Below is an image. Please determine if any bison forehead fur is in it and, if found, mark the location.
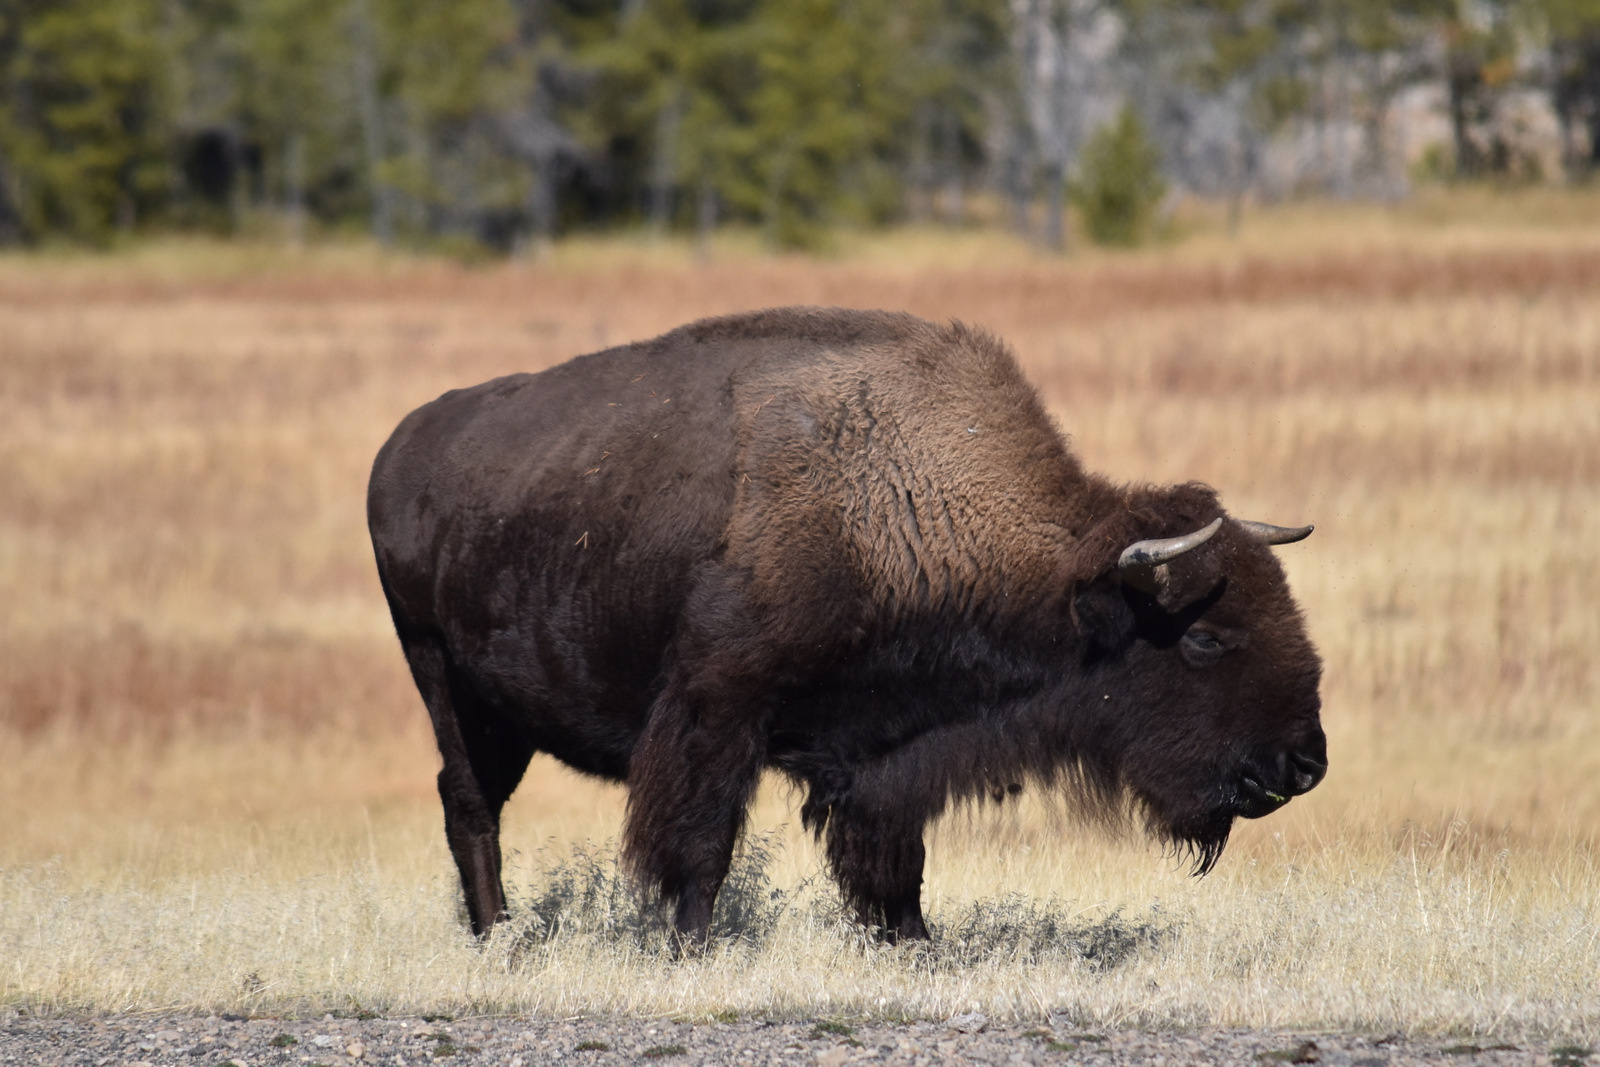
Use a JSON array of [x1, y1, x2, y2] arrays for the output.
[[367, 306, 1327, 945]]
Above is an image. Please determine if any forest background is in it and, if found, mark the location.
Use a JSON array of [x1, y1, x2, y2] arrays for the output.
[[5, 0, 1600, 252]]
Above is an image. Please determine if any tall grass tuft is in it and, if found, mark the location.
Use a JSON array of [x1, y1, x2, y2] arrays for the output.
[[504, 833, 1174, 973], [510, 833, 802, 952]]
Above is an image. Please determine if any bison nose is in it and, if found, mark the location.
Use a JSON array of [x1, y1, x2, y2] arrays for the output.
[[1288, 751, 1327, 794], [1280, 727, 1327, 795]]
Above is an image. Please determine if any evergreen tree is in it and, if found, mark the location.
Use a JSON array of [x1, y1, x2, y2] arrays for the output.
[[737, 0, 910, 246], [237, 0, 350, 237], [900, 0, 1010, 224], [1439, 0, 1520, 179], [0, 0, 169, 243], [378, 0, 523, 241], [1539, 0, 1600, 179], [1069, 105, 1167, 245]]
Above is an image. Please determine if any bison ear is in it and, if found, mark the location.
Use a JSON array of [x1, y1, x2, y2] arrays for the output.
[[1071, 574, 1134, 661]]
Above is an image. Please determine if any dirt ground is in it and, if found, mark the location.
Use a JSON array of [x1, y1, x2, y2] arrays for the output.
[[0, 1012, 1582, 1067]]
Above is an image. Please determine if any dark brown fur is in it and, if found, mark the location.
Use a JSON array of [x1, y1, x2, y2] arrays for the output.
[[366, 307, 1326, 944]]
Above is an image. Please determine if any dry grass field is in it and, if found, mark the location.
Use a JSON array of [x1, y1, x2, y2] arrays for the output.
[[2, 190, 1598, 1038]]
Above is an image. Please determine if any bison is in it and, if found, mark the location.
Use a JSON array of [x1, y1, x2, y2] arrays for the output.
[[367, 306, 1326, 946]]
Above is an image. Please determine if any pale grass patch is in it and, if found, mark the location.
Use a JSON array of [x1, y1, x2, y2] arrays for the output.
[[1, 195, 1596, 1035], [2, 737, 1596, 1033]]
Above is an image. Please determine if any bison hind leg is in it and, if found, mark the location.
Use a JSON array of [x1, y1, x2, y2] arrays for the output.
[[400, 630, 534, 938]]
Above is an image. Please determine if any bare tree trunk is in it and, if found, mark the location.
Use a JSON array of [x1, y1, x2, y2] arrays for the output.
[[909, 104, 933, 223], [650, 85, 682, 235], [1004, 0, 1042, 238], [1582, 33, 1600, 177], [159, 0, 190, 210], [1042, 160, 1066, 250], [1553, 84, 1577, 181], [0, 150, 20, 245], [1331, 21, 1353, 199], [1558, 116, 1575, 182], [992, 99, 1033, 237], [352, 0, 393, 245], [939, 107, 964, 224], [1310, 50, 1328, 192], [402, 105, 429, 236], [1226, 125, 1244, 237], [227, 128, 248, 233], [285, 131, 306, 245], [1007, 153, 1033, 236], [1014, 0, 1059, 248], [1447, 46, 1483, 179], [1363, 54, 1387, 195], [515, 0, 556, 256], [524, 163, 555, 260], [762, 148, 790, 247], [694, 174, 716, 260]]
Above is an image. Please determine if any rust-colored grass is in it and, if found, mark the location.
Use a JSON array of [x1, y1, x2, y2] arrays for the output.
[[1, 193, 1597, 1033]]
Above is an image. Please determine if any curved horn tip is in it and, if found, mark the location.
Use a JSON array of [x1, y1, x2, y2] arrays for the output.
[[1237, 520, 1315, 546], [1118, 516, 1224, 571]]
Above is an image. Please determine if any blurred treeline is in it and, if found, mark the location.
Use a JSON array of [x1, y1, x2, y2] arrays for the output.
[[1, 0, 1598, 250]]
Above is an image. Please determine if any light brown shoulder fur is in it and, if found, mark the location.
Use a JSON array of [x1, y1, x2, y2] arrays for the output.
[[720, 312, 1099, 621]]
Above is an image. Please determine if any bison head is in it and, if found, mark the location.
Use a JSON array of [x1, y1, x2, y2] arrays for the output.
[[1069, 484, 1327, 873]]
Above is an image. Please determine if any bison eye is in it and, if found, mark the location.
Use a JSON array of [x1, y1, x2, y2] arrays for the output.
[[1180, 628, 1226, 668]]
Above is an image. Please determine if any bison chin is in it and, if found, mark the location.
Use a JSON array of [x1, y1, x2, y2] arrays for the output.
[[1144, 801, 1237, 877]]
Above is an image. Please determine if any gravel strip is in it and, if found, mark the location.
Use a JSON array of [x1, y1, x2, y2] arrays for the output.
[[0, 1013, 1582, 1066]]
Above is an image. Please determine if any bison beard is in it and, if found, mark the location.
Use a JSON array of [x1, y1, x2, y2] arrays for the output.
[[367, 307, 1327, 946]]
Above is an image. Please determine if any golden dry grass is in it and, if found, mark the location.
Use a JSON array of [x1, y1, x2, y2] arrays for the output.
[[1, 191, 1597, 1035]]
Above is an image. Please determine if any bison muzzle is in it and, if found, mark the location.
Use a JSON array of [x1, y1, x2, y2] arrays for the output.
[[367, 307, 1326, 946]]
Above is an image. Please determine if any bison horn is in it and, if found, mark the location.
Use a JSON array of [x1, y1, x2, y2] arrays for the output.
[[1118, 517, 1223, 594], [1237, 520, 1314, 545]]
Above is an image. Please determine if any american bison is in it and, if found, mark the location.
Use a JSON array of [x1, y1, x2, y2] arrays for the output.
[[367, 307, 1326, 945]]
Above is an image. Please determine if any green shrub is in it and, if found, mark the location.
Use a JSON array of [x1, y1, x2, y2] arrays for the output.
[[1069, 107, 1168, 247]]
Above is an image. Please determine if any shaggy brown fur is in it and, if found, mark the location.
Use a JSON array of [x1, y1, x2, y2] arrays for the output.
[[367, 307, 1326, 944]]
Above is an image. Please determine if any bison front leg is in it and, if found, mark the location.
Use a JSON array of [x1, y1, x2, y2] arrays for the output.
[[623, 676, 766, 949], [826, 805, 931, 943]]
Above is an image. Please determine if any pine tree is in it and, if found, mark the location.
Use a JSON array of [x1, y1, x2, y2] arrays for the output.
[[1068, 106, 1167, 246], [1539, 0, 1600, 179], [0, 0, 169, 243], [238, 0, 350, 238], [738, 0, 911, 246]]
